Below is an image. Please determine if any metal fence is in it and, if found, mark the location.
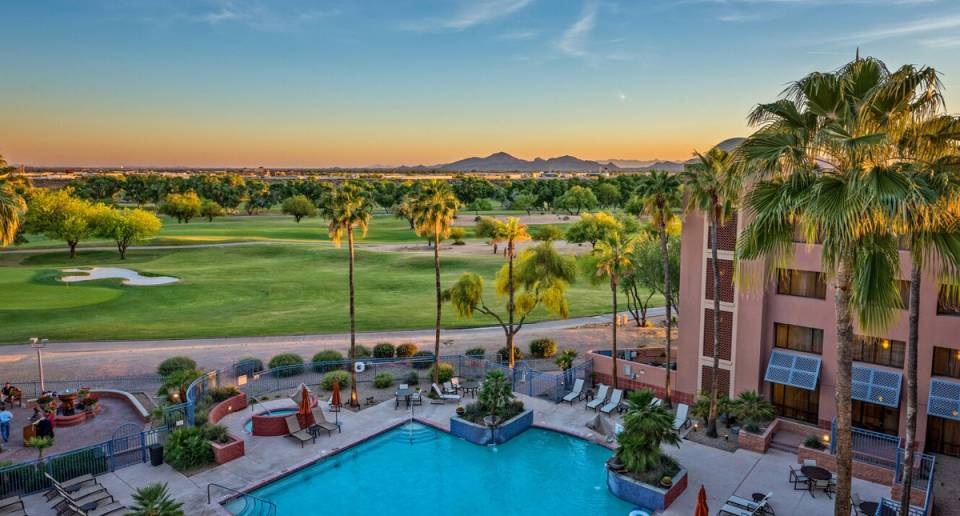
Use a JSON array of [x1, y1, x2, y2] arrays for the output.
[[829, 420, 901, 469], [15, 374, 164, 400], [0, 426, 168, 498]]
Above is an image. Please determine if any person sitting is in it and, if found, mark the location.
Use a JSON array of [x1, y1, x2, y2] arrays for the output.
[[30, 407, 42, 422], [0, 383, 13, 402], [36, 416, 54, 439]]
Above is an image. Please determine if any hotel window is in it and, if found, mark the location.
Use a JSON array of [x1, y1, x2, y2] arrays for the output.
[[932, 347, 960, 379], [926, 416, 960, 457], [774, 323, 823, 354], [771, 384, 820, 424], [852, 336, 905, 369], [938, 284, 960, 316], [851, 400, 900, 436], [777, 269, 827, 299]]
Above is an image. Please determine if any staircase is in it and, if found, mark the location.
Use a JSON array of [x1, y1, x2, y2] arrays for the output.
[[769, 428, 805, 454], [392, 422, 438, 445]]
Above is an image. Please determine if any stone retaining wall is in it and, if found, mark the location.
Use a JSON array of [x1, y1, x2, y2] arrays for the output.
[[449, 409, 533, 445]]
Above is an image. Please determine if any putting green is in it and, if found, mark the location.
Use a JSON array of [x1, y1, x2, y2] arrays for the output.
[[0, 268, 121, 310]]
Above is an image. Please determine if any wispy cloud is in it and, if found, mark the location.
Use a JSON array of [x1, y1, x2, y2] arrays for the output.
[[142, 0, 336, 31], [833, 14, 960, 43], [497, 29, 539, 41], [920, 35, 960, 48], [558, 1, 598, 57], [402, 0, 534, 32]]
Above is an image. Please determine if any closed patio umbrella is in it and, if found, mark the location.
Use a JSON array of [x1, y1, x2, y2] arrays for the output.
[[331, 380, 342, 425], [297, 383, 313, 427], [694, 485, 709, 516]]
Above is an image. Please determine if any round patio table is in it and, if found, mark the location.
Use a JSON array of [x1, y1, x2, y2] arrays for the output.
[[800, 466, 832, 498], [860, 501, 879, 515]]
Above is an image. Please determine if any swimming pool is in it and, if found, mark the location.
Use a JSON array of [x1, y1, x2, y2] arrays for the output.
[[243, 409, 298, 433], [226, 423, 640, 515]]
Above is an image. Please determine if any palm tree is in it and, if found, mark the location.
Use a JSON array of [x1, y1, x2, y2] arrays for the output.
[[633, 170, 682, 406], [615, 389, 681, 474], [320, 182, 373, 407], [892, 115, 960, 514], [129, 482, 185, 516], [490, 217, 531, 368], [682, 147, 740, 437], [410, 180, 461, 383], [584, 232, 639, 389], [736, 56, 943, 516], [0, 154, 26, 247]]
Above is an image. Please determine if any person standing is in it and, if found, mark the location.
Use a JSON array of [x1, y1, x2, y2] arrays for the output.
[[0, 403, 12, 443]]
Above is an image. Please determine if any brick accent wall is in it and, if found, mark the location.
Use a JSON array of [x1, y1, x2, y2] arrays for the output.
[[704, 258, 735, 303], [702, 308, 733, 361], [593, 372, 695, 405], [707, 212, 738, 252], [700, 365, 730, 397]]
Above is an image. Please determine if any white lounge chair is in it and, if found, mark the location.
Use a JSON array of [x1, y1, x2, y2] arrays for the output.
[[432, 383, 461, 402], [600, 389, 623, 414], [673, 403, 689, 430], [586, 385, 609, 411], [562, 378, 585, 405]]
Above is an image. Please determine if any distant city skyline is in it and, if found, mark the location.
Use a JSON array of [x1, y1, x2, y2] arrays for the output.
[[1, 0, 959, 167]]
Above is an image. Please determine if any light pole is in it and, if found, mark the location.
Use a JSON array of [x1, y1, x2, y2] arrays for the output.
[[30, 337, 48, 393]]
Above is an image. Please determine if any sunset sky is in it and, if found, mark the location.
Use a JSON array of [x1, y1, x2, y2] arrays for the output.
[[1, 0, 959, 168]]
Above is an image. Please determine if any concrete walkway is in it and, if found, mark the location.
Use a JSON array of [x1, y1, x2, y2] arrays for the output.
[[22, 393, 889, 516]]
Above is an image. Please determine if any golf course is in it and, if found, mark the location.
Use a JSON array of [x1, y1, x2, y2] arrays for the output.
[[0, 212, 662, 343]]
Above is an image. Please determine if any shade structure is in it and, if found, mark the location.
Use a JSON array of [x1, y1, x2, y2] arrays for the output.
[[694, 485, 708, 516]]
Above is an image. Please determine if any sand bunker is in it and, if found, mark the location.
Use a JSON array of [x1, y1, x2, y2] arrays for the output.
[[61, 267, 179, 286]]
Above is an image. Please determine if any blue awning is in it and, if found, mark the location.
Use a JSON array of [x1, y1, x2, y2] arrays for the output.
[[851, 364, 902, 408], [764, 349, 821, 391], [927, 378, 960, 421]]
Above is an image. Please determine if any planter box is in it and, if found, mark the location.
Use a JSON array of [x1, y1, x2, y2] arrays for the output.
[[606, 466, 688, 511], [212, 434, 245, 465], [450, 409, 533, 445], [209, 393, 248, 424]]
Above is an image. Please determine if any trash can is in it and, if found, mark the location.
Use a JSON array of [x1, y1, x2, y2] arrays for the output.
[[148, 444, 163, 466]]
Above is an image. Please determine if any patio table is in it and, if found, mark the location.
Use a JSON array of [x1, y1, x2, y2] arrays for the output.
[[800, 466, 832, 498], [859, 501, 879, 515], [394, 388, 413, 409], [459, 382, 479, 398]]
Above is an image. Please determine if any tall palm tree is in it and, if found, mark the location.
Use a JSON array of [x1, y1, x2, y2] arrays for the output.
[[320, 182, 373, 407], [682, 147, 741, 437], [736, 56, 943, 516], [0, 154, 26, 247], [585, 232, 639, 389], [490, 217, 531, 368], [633, 170, 683, 406], [410, 180, 461, 383], [892, 115, 960, 514]]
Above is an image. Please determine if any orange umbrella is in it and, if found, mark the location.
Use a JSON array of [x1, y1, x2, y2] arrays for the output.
[[331, 380, 342, 425], [297, 384, 312, 426], [694, 485, 709, 516]]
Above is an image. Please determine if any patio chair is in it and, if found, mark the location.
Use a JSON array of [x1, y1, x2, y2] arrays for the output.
[[399, 384, 409, 390], [802, 459, 817, 467], [788, 465, 809, 490], [673, 403, 690, 430], [431, 383, 461, 403], [442, 382, 457, 395], [284, 415, 315, 448], [812, 477, 832, 498], [451, 377, 460, 391], [0, 496, 25, 516], [600, 389, 623, 414], [586, 385, 609, 411], [410, 390, 423, 406], [310, 407, 340, 436], [851, 494, 867, 516], [562, 378, 585, 405]]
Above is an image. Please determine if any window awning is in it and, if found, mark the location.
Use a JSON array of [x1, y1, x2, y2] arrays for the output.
[[851, 364, 902, 408], [927, 378, 960, 421], [764, 349, 821, 391]]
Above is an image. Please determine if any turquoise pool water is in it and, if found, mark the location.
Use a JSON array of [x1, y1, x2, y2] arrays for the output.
[[226, 423, 640, 515], [243, 409, 298, 433]]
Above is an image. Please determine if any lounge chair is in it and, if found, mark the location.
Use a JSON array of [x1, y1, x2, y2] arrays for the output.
[[0, 496, 25, 516], [431, 383, 460, 402], [44, 473, 98, 501], [52, 487, 113, 516], [600, 389, 623, 414], [562, 378, 584, 405], [65, 499, 126, 516], [310, 407, 340, 436], [719, 503, 757, 516], [672, 403, 689, 430], [788, 465, 809, 490], [284, 415, 315, 447], [586, 385, 609, 411], [724, 492, 771, 515]]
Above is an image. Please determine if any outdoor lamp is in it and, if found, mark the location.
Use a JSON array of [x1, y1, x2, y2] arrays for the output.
[[823, 434, 830, 443], [881, 339, 890, 349]]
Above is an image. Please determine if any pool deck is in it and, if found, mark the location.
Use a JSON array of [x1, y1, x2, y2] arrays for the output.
[[21, 393, 891, 515]]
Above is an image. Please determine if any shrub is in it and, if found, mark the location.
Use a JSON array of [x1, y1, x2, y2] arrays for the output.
[[404, 371, 420, 386], [616, 390, 682, 475], [555, 349, 578, 371], [269, 353, 304, 377], [497, 346, 523, 363], [353, 345, 372, 358], [730, 390, 775, 433], [450, 227, 466, 245], [157, 356, 196, 377], [373, 373, 394, 389], [321, 370, 351, 390], [396, 343, 418, 358], [430, 362, 454, 383], [234, 357, 263, 377], [164, 427, 214, 471], [193, 408, 209, 428], [129, 482, 184, 516], [373, 343, 396, 358], [202, 424, 231, 444], [411, 351, 434, 369], [311, 350, 344, 373], [464, 347, 486, 358], [528, 338, 557, 358], [804, 435, 825, 450], [208, 386, 240, 403]]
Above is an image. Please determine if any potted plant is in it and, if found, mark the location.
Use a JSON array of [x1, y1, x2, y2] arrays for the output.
[[659, 476, 674, 488], [36, 395, 53, 409], [455, 405, 465, 416], [27, 436, 54, 461], [478, 370, 514, 427]]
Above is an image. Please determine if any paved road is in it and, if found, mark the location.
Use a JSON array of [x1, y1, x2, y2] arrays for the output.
[[0, 239, 320, 254], [0, 308, 666, 381]]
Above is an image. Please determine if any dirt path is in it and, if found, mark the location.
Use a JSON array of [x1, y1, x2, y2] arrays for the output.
[[0, 309, 665, 381]]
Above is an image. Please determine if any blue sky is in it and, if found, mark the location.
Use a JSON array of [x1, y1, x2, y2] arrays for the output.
[[1, 0, 958, 167]]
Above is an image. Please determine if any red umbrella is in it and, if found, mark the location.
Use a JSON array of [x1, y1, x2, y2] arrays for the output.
[[694, 485, 709, 516], [331, 380, 342, 425], [297, 384, 313, 427]]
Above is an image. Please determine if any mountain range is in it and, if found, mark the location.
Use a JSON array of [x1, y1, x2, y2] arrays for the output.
[[390, 137, 745, 172]]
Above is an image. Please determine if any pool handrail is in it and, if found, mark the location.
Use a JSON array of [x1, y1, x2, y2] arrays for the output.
[[207, 483, 278, 516]]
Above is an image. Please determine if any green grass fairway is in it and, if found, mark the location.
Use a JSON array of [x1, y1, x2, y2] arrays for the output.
[[0, 244, 661, 343]]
